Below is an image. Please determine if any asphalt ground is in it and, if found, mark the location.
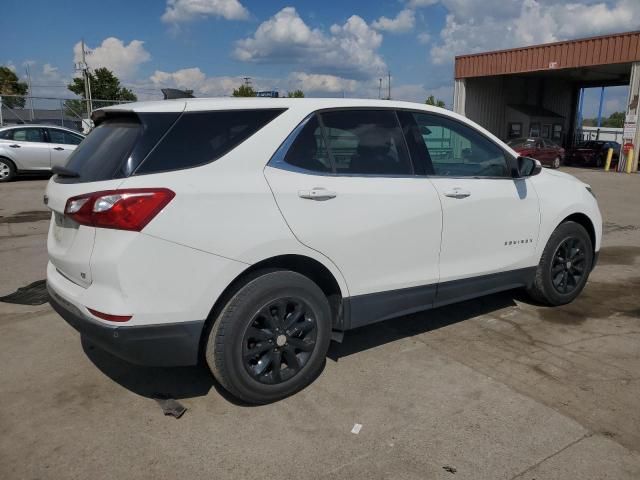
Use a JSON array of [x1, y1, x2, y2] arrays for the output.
[[1, 167, 639, 479]]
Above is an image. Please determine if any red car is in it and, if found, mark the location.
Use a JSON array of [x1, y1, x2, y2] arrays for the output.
[[565, 140, 620, 168], [507, 137, 564, 169]]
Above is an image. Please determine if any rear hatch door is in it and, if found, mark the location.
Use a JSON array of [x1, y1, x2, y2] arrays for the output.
[[46, 108, 182, 288]]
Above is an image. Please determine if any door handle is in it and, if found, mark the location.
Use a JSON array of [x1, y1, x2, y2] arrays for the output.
[[298, 188, 337, 201], [53, 147, 64, 151], [444, 188, 471, 199], [9, 144, 20, 148]]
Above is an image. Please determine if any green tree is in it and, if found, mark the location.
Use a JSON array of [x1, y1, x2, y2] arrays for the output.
[[287, 89, 305, 98], [582, 111, 625, 128], [67, 67, 137, 115], [425, 95, 445, 108], [0, 66, 28, 108], [232, 84, 256, 97], [604, 111, 624, 128]]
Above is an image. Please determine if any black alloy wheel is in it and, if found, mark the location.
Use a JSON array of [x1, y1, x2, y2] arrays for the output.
[[205, 270, 332, 404], [550, 237, 587, 295], [243, 298, 317, 385]]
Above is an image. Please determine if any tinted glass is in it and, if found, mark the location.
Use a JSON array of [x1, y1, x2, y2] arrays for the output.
[[0, 130, 10, 139], [67, 132, 84, 145], [49, 129, 83, 145], [47, 129, 65, 144], [63, 118, 142, 182], [412, 113, 509, 177], [318, 110, 412, 175], [57, 112, 180, 183], [283, 115, 331, 172], [12, 128, 44, 143], [137, 109, 285, 175]]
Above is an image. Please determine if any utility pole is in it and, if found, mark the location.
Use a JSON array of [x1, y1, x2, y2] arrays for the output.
[[76, 39, 93, 117], [25, 64, 34, 121], [243, 76, 252, 87], [378, 77, 382, 99]]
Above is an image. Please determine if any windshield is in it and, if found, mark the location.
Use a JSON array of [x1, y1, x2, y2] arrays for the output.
[[507, 138, 536, 148]]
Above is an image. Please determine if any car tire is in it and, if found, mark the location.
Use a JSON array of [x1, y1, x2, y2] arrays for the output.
[[552, 156, 561, 169], [205, 270, 332, 404], [526, 221, 593, 306], [0, 157, 16, 182]]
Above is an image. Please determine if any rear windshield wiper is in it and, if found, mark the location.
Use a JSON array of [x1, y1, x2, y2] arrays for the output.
[[51, 166, 80, 178]]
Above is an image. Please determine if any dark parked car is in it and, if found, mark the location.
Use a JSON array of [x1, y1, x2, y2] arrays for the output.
[[507, 137, 564, 169], [565, 140, 620, 168]]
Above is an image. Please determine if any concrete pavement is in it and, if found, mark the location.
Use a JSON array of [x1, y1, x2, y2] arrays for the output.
[[1, 168, 639, 479]]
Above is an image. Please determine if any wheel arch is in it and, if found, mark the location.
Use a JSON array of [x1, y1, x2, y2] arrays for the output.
[[0, 155, 17, 170], [561, 212, 596, 253], [199, 254, 346, 360]]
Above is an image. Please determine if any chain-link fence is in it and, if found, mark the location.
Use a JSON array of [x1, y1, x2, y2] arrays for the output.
[[0, 95, 134, 133]]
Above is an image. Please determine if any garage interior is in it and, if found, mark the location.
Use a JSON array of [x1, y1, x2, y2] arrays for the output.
[[453, 30, 640, 172]]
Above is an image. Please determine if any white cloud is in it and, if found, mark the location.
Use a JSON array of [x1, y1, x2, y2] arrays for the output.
[[74, 37, 151, 79], [430, 0, 640, 65], [417, 32, 431, 44], [150, 67, 249, 96], [234, 7, 386, 80], [407, 0, 439, 7], [372, 9, 415, 33], [161, 0, 249, 23], [288, 72, 358, 94], [42, 63, 58, 77]]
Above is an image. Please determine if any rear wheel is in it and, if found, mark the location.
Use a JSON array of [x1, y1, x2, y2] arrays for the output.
[[527, 221, 593, 306], [0, 158, 16, 182], [205, 270, 332, 404]]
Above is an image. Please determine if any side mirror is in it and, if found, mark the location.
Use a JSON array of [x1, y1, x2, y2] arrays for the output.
[[517, 156, 542, 177]]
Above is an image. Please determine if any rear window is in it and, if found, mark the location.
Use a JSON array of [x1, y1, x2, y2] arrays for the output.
[[58, 108, 284, 183], [136, 109, 285, 175], [60, 113, 179, 183]]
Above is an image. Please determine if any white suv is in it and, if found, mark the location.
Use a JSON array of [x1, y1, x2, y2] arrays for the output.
[[45, 99, 602, 404]]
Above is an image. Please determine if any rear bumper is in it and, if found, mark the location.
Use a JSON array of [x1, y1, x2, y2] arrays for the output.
[[48, 283, 205, 367]]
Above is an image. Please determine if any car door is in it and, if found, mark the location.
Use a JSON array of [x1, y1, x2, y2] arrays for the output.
[[407, 111, 540, 305], [46, 128, 83, 168], [0, 127, 50, 170], [264, 109, 443, 327]]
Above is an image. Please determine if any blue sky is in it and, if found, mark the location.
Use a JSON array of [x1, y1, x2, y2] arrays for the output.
[[2, 0, 639, 116]]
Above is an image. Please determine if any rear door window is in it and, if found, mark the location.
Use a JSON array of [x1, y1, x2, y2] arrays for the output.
[[47, 128, 83, 145], [136, 109, 285, 175], [282, 115, 332, 173], [318, 110, 412, 175]]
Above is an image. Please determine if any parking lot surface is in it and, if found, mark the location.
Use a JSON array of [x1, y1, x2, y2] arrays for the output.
[[1, 168, 639, 479]]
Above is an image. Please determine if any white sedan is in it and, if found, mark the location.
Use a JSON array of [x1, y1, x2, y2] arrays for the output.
[[0, 125, 84, 181]]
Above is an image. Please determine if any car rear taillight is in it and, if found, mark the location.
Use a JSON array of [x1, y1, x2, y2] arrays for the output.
[[64, 188, 175, 231]]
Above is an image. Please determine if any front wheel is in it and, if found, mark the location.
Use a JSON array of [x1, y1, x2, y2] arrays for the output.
[[0, 158, 16, 182], [526, 221, 593, 306], [205, 270, 332, 404], [552, 156, 561, 169]]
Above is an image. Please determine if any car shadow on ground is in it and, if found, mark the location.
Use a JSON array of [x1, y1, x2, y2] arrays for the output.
[[82, 289, 525, 405]]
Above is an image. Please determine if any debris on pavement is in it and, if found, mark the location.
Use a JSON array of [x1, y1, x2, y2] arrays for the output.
[[351, 423, 362, 434], [0, 280, 49, 306], [443, 465, 457, 474], [154, 396, 187, 419]]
